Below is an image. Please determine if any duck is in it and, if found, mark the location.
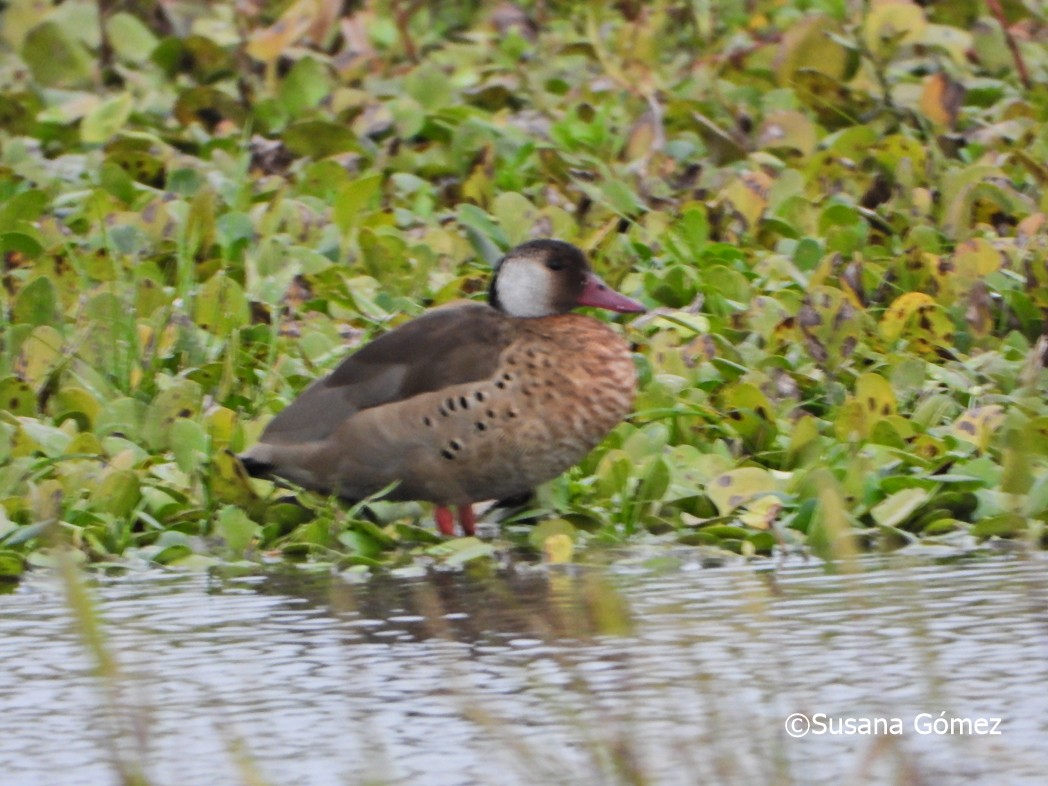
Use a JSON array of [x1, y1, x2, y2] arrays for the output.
[[239, 239, 645, 536]]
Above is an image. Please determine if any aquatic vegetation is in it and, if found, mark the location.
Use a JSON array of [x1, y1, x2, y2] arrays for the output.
[[1, 0, 1047, 578]]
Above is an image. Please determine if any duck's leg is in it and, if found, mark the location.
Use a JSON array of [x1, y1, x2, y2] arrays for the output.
[[435, 506, 456, 536], [458, 504, 476, 536]]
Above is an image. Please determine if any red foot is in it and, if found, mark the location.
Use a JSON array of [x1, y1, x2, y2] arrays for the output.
[[435, 506, 455, 536], [458, 504, 476, 536]]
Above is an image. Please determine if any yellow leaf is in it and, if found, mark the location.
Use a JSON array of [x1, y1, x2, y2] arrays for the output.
[[245, 0, 315, 63], [953, 405, 1005, 451], [856, 372, 897, 419], [799, 285, 864, 367], [625, 109, 661, 162], [775, 15, 850, 85], [953, 238, 1002, 277], [109, 448, 137, 471], [708, 467, 777, 515], [738, 495, 783, 530], [19, 325, 63, 388], [834, 399, 869, 442], [758, 110, 817, 156], [928, 238, 1001, 305], [1017, 212, 1045, 241], [721, 171, 771, 229], [880, 292, 935, 342], [206, 406, 239, 450], [212, 450, 262, 511], [920, 73, 964, 127], [542, 533, 575, 564], [863, 1, 927, 58], [787, 414, 820, 458]]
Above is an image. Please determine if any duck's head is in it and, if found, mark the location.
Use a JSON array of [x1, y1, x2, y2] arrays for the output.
[[489, 239, 646, 318]]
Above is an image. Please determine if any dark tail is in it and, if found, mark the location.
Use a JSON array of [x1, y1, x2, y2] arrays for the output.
[[238, 454, 275, 478]]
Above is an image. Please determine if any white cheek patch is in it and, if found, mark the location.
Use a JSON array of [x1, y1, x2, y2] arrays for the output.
[[496, 259, 555, 317]]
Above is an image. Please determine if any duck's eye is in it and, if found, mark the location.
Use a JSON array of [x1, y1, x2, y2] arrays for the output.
[[545, 258, 566, 271]]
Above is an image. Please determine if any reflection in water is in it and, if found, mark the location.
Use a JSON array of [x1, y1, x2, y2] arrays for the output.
[[0, 556, 1046, 786], [256, 567, 635, 644]]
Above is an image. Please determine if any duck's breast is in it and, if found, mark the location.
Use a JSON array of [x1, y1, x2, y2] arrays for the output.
[[500, 314, 638, 484]]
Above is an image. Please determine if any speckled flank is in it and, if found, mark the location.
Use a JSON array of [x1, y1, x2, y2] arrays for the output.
[[312, 313, 636, 506]]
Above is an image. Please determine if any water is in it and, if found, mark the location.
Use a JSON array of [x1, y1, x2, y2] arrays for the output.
[[1, 554, 1046, 786]]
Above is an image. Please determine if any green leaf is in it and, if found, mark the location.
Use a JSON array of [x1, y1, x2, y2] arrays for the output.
[[215, 505, 259, 553], [195, 273, 249, 336], [283, 120, 363, 159], [97, 470, 141, 517], [347, 518, 397, 549], [0, 231, 43, 259], [210, 450, 261, 512], [637, 456, 672, 504], [0, 550, 25, 579], [1023, 475, 1048, 517], [20, 421, 72, 456], [0, 190, 49, 227], [971, 513, 1026, 540], [457, 204, 510, 259], [776, 15, 851, 84], [81, 93, 134, 144], [433, 537, 495, 566], [871, 488, 929, 529], [595, 449, 633, 499], [392, 522, 443, 544], [279, 57, 332, 117], [171, 418, 209, 474], [153, 543, 194, 565], [174, 86, 246, 129], [404, 63, 453, 111], [333, 174, 383, 233], [492, 192, 539, 244], [22, 22, 93, 87], [105, 12, 159, 63], [600, 179, 644, 216], [95, 397, 147, 439], [12, 276, 58, 326]]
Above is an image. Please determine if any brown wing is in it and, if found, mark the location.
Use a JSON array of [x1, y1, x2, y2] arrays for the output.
[[256, 302, 514, 445]]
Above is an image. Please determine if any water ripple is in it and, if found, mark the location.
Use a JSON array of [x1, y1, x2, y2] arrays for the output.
[[0, 556, 1045, 786]]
